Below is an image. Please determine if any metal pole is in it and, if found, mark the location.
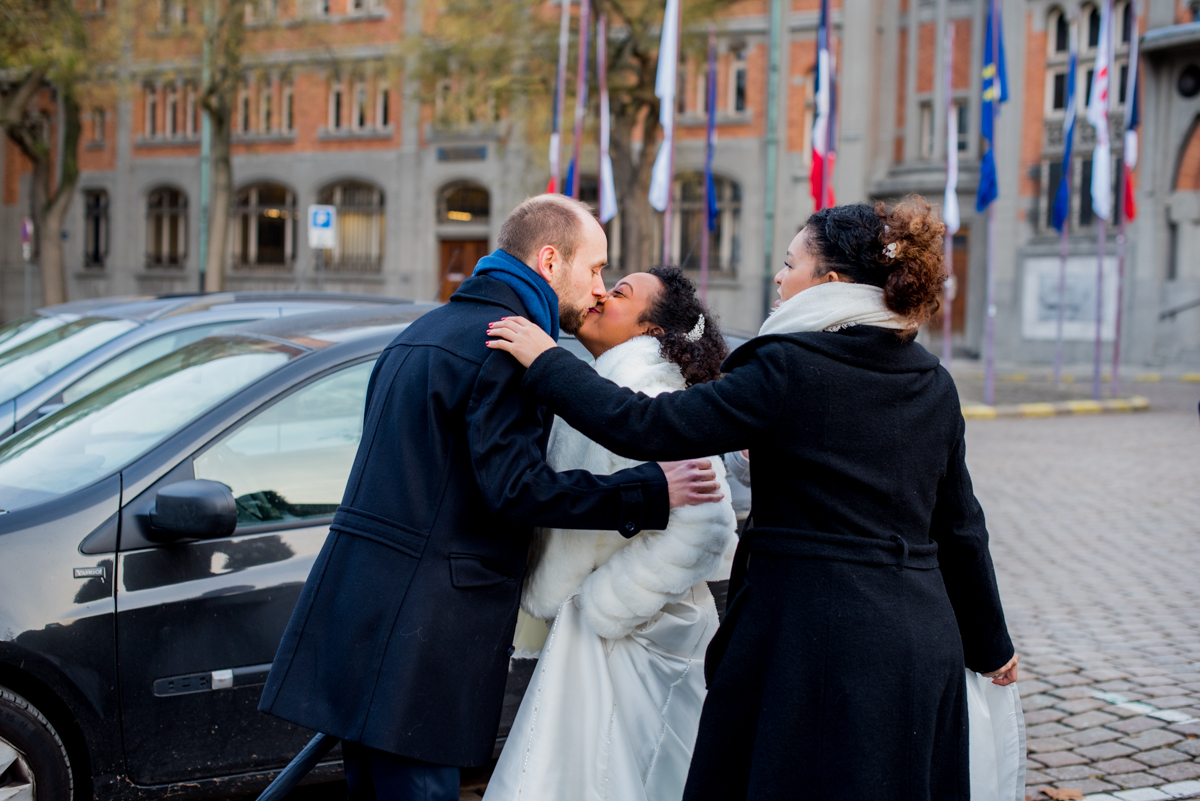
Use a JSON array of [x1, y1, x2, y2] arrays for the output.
[[943, 233, 953, 364], [23, 256, 32, 316], [1053, 186, 1070, 385], [570, 0, 591, 199], [1092, 216, 1106, 399], [551, 0, 571, 192], [198, 0, 212, 292], [982, 0, 999, 406], [700, 25, 715, 301], [1111, 167, 1125, 396], [761, 0, 783, 318], [660, 0, 683, 265]]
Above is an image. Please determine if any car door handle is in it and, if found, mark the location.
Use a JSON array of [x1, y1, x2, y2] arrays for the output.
[[153, 663, 273, 696]]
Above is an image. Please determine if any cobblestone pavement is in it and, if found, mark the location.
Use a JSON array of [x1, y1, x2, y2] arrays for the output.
[[969, 381, 1200, 800]]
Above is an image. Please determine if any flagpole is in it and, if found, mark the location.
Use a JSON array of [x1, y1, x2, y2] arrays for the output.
[[1053, 166, 1070, 385], [1090, 0, 1113, 400], [597, 14, 612, 224], [1093, 216, 1106, 399], [942, 21, 956, 366], [661, 0, 683, 265], [983, 0, 1000, 406], [550, 0, 572, 192], [823, 12, 835, 209], [1110, 0, 1137, 397], [570, 0, 591, 199], [700, 24, 716, 301]]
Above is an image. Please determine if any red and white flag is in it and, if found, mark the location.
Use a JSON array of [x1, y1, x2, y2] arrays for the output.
[[810, 0, 836, 210]]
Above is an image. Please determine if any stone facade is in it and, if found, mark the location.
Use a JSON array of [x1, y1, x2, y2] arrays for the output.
[[2, 0, 1199, 367]]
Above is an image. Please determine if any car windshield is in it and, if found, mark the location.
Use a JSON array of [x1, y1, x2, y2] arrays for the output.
[[0, 316, 139, 405], [0, 336, 303, 512], [0, 315, 73, 359]]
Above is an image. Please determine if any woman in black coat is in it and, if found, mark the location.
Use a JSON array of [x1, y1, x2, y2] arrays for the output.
[[487, 198, 1018, 801]]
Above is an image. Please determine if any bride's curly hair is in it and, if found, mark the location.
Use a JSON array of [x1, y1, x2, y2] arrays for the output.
[[640, 266, 728, 386]]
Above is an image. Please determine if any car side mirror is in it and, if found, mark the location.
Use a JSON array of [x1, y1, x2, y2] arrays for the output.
[[148, 480, 237, 542]]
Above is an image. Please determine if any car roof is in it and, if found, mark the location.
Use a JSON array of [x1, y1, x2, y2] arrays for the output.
[[217, 303, 442, 351], [35, 292, 412, 324]]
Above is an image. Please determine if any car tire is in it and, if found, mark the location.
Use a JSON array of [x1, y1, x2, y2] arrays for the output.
[[0, 686, 74, 801]]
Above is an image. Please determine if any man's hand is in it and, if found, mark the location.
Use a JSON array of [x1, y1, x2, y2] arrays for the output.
[[660, 459, 724, 508]]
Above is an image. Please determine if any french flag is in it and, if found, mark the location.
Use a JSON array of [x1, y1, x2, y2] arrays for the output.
[[1122, 8, 1140, 221], [811, 0, 836, 210]]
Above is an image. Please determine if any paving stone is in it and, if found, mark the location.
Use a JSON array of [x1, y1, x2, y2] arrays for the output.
[[1121, 730, 1185, 750], [1026, 693, 1067, 711], [1146, 696, 1200, 709], [1151, 762, 1200, 782], [1094, 758, 1156, 774], [1066, 727, 1125, 746], [1021, 680, 1058, 697], [1052, 673, 1099, 687], [1060, 698, 1111, 714], [1110, 717, 1170, 734], [1030, 722, 1081, 739], [1040, 663, 1084, 676], [1054, 686, 1105, 700], [1084, 671, 1132, 683], [1031, 737, 1082, 754], [1075, 742, 1138, 760], [1062, 778, 1120, 794], [1047, 765, 1101, 781], [1133, 749, 1190, 767], [1038, 749, 1093, 767], [1065, 711, 1124, 729], [1133, 676, 1180, 687], [1027, 709, 1070, 725], [1108, 771, 1163, 788], [1175, 739, 1200, 757], [1025, 770, 1054, 784], [1168, 722, 1200, 737]]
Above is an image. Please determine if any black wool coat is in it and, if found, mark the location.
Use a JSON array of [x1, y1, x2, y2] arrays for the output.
[[522, 326, 1015, 801], [259, 275, 670, 767]]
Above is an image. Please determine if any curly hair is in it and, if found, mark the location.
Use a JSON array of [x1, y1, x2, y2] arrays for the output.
[[802, 195, 947, 327], [639, 266, 729, 386]]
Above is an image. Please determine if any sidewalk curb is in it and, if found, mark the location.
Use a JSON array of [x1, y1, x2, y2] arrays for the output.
[[961, 396, 1151, 419]]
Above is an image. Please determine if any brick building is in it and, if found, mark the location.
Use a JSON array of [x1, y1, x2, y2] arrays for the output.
[[2, 0, 1199, 367]]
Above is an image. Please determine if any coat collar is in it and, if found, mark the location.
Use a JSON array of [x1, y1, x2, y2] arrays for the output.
[[724, 325, 941, 375], [449, 274, 529, 317]]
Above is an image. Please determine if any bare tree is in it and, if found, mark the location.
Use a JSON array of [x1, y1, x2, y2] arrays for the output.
[[409, 0, 734, 271], [0, 0, 91, 305]]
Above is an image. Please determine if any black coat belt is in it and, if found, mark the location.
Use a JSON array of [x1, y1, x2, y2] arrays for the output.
[[742, 527, 940, 570]]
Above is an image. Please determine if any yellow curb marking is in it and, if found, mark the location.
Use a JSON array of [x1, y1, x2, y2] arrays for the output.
[[1109, 400, 1133, 412], [1182, 373, 1200, 383], [1135, 373, 1161, 382], [1130, 396, 1151, 410], [1006, 373, 1028, 382], [1064, 400, 1104, 414], [1018, 403, 1058, 417], [962, 405, 997, 419]]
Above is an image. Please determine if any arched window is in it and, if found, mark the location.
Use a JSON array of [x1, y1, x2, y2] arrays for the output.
[[438, 182, 490, 223], [233, 183, 296, 269], [146, 187, 188, 268], [667, 174, 742, 273], [84, 190, 109, 270], [317, 181, 385, 271], [1049, 8, 1069, 54], [1120, 0, 1132, 43], [1085, 5, 1101, 49]]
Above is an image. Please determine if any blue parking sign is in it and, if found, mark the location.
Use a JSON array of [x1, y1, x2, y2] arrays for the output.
[[308, 205, 338, 249]]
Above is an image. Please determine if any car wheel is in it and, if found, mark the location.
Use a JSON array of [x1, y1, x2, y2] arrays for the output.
[[0, 686, 74, 801]]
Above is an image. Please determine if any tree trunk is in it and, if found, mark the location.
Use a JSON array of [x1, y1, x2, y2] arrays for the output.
[[204, 109, 232, 292], [609, 106, 660, 272], [35, 91, 82, 306]]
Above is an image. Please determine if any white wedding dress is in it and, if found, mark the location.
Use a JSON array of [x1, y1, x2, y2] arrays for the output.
[[484, 337, 738, 801]]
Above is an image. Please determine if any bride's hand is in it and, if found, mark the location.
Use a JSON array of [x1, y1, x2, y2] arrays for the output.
[[983, 653, 1019, 686], [487, 316, 557, 367]]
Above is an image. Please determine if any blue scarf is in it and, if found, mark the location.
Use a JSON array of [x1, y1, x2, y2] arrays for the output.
[[472, 249, 560, 341]]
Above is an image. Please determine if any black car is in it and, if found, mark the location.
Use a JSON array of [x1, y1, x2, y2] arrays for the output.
[[0, 292, 412, 439], [0, 308, 748, 800]]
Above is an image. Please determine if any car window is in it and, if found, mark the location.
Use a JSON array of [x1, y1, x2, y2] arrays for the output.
[[557, 336, 594, 363], [0, 337, 302, 513], [194, 361, 373, 528], [0, 315, 71, 358], [61, 321, 250, 406], [0, 317, 139, 405]]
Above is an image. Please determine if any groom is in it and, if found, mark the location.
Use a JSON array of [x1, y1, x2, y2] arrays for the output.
[[259, 194, 722, 800]]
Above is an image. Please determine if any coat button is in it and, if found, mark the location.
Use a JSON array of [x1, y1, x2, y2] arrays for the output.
[[625, 522, 634, 532], [507, 646, 515, 656]]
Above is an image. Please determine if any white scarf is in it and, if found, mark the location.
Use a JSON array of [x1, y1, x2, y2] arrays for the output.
[[758, 281, 913, 337]]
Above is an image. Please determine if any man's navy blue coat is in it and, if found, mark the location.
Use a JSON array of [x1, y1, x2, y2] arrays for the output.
[[258, 274, 670, 767]]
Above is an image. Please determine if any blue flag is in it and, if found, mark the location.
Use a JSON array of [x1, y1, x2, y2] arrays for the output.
[[1052, 50, 1077, 233], [704, 34, 718, 232], [976, 0, 1009, 212]]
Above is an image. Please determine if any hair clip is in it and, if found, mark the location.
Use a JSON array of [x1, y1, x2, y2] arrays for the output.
[[883, 242, 899, 260], [684, 314, 706, 342]]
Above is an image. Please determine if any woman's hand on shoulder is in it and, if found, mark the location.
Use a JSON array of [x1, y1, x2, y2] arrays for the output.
[[487, 316, 557, 367], [983, 653, 1019, 686]]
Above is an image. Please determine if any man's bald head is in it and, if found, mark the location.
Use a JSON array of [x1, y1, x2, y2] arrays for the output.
[[497, 194, 598, 267]]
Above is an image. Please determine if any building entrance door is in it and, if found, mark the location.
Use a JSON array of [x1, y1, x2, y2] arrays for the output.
[[439, 239, 489, 301], [931, 231, 970, 335]]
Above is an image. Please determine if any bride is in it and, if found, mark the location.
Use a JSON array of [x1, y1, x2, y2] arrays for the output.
[[483, 267, 738, 801]]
